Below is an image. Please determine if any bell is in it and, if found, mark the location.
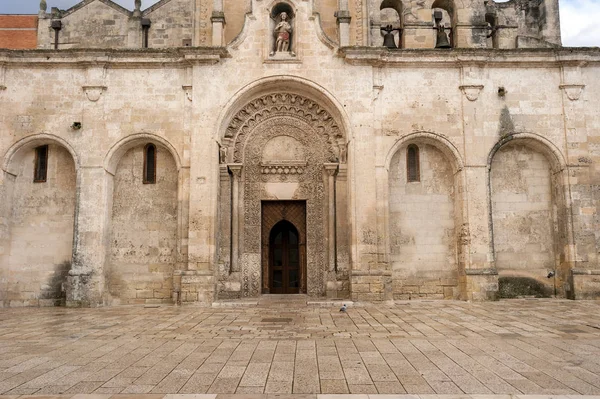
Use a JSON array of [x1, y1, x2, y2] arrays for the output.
[[383, 32, 397, 49], [381, 25, 398, 49], [435, 26, 451, 48]]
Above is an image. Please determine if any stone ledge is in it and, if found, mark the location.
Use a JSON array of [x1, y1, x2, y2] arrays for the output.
[[465, 268, 499, 275], [1, 395, 594, 399], [0, 47, 230, 66], [340, 46, 600, 67], [572, 269, 600, 275]]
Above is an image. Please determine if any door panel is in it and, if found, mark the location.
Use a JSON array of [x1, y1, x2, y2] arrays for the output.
[[261, 201, 306, 294]]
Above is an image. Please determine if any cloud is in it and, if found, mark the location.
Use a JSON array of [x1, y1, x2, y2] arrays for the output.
[[560, 0, 600, 46]]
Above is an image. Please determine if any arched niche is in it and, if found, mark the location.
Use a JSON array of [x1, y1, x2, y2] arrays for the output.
[[103, 133, 184, 305], [488, 133, 570, 298], [269, 2, 296, 57], [1, 135, 78, 306], [432, 0, 457, 47], [386, 132, 466, 300], [380, 0, 403, 48]]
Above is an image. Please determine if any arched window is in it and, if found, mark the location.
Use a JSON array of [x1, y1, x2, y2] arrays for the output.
[[143, 144, 156, 184], [407, 144, 420, 182], [34, 145, 48, 183]]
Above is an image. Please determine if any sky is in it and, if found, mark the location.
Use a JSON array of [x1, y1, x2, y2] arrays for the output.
[[0, 0, 598, 46]]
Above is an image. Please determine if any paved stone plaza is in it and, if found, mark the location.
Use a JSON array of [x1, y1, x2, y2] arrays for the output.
[[2, 298, 600, 397]]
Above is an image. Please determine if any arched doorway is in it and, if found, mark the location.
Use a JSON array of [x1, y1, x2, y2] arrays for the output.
[[216, 85, 350, 299], [269, 220, 303, 294]]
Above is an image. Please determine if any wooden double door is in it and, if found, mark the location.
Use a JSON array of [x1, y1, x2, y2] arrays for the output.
[[261, 201, 306, 294]]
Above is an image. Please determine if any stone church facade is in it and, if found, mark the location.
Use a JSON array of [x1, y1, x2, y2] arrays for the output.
[[0, 0, 598, 307]]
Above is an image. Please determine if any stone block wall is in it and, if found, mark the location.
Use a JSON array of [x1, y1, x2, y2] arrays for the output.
[[107, 145, 178, 305], [491, 143, 556, 293], [1, 145, 76, 307], [145, 0, 194, 48], [389, 144, 460, 300]]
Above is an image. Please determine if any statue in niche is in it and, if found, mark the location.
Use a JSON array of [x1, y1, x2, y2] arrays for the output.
[[270, 12, 295, 56]]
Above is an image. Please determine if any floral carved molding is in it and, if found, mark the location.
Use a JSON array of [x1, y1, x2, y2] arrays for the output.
[[225, 93, 344, 163], [261, 161, 307, 175]]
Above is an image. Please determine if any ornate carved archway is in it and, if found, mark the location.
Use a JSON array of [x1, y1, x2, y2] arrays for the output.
[[216, 91, 350, 299]]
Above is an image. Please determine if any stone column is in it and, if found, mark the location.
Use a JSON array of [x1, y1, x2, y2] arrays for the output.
[[0, 171, 15, 279], [229, 164, 242, 273], [459, 65, 498, 301], [211, 0, 225, 46], [324, 163, 338, 272], [560, 65, 594, 299], [336, 0, 351, 47], [67, 167, 111, 307]]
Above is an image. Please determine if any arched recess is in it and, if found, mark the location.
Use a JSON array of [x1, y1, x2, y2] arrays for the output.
[[1, 134, 79, 306], [103, 133, 183, 305], [216, 77, 351, 299], [488, 133, 571, 298], [384, 131, 466, 300], [380, 0, 403, 48], [432, 0, 457, 47]]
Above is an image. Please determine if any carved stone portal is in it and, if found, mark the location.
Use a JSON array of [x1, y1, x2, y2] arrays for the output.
[[218, 92, 349, 298]]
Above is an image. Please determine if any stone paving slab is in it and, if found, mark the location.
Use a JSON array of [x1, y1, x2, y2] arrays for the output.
[[1, 395, 600, 399], [2, 299, 600, 395]]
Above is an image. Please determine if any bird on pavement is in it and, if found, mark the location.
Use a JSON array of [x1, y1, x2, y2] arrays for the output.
[[340, 304, 347, 312]]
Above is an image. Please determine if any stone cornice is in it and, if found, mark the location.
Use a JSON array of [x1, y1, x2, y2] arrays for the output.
[[0, 48, 230, 68], [339, 47, 600, 68]]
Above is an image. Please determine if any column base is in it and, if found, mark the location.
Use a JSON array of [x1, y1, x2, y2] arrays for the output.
[[350, 270, 393, 302], [174, 270, 215, 305], [571, 269, 600, 299], [65, 271, 105, 307], [464, 269, 499, 301], [326, 270, 350, 299]]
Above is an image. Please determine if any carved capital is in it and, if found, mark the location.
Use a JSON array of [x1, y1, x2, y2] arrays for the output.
[[182, 85, 193, 102], [211, 11, 226, 24], [228, 164, 243, 178], [82, 86, 106, 102], [335, 10, 352, 24], [559, 84, 585, 101], [324, 163, 339, 176], [459, 85, 484, 102]]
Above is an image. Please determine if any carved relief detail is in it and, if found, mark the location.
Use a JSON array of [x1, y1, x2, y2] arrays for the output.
[[240, 117, 328, 297], [182, 85, 193, 102], [459, 85, 484, 102], [260, 161, 307, 175], [355, 0, 363, 45], [225, 93, 343, 163], [559, 84, 585, 101], [82, 86, 107, 102]]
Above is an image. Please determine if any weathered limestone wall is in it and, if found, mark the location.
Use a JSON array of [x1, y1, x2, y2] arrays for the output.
[[367, 0, 560, 49], [389, 144, 458, 299], [108, 145, 178, 305], [145, 0, 195, 48], [38, 1, 130, 49], [2, 145, 76, 307], [34, 0, 561, 50], [0, 0, 597, 307], [223, 0, 250, 44], [491, 144, 556, 295], [315, 0, 338, 44]]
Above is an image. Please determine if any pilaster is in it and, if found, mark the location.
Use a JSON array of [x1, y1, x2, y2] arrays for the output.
[[67, 167, 111, 307]]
